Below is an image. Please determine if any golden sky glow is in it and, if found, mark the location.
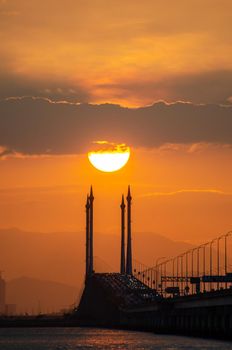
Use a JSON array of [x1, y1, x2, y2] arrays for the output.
[[0, 1, 232, 289], [0, 1, 232, 106], [0, 143, 232, 243]]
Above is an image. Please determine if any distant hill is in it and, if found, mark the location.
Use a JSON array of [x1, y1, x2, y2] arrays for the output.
[[0, 228, 199, 313], [0, 228, 195, 297], [0, 228, 84, 288], [0, 228, 228, 313], [6, 276, 79, 314]]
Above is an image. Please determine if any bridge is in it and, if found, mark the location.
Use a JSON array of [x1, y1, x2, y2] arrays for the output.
[[75, 186, 232, 339]]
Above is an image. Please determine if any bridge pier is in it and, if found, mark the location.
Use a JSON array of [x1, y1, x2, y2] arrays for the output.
[[117, 295, 232, 339]]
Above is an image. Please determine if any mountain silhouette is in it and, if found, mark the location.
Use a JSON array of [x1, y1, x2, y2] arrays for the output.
[[6, 276, 78, 314]]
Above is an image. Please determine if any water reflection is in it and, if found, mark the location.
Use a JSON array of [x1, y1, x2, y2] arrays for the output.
[[0, 327, 231, 350]]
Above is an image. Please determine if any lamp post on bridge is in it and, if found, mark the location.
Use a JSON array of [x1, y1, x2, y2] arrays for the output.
[[149, 268, 153, 289], [176, 254, 183, 295], [185, 250, 190, 294], [180, 254, 184, 295], [196, 246, 201, 278], [202, 243, 207, 292], [160, 259, 169, 296], [210, 239, 216, 277], [172, 257, 175, 288], [177, 255, 179, 293], [209, 238, 216, 291], [217, 235, 223, 290], [224, 231, 232, 289], [196, 245, 204, 292], [155, 257, 166, 292], [191, 248, 197, 294]]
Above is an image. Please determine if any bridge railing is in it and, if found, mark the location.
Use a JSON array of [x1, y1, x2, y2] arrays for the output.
[[133, 230, 232, 297]]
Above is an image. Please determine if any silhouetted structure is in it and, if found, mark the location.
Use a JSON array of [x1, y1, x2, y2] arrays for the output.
[[85, 186, 94, 280], [134, 230, 232, 297], [85, 195, 90, 279], [120, 195, 126, 274], [76, 189, 232, 339], [1, 188, 232, 340], [89, 186, 94, 275], [126, 186, 132, 275]]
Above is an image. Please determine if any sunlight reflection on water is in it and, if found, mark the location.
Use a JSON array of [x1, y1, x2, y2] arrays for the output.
[[0, 327, 231, 350]]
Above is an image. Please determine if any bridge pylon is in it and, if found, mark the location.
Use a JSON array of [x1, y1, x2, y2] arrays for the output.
[[120, 195, 126, 274], [85, 186, 94, 281], [126, 185, 133, 275]]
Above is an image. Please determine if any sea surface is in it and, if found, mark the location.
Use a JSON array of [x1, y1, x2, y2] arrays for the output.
[[0, 327, 231, 350]]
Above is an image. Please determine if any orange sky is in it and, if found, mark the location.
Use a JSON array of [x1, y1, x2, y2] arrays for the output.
[[0, 143, 232, 244], [0, 0, 232, 106]]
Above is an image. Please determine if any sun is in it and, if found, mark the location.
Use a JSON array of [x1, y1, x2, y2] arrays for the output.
[[88, 141, 130, 172]]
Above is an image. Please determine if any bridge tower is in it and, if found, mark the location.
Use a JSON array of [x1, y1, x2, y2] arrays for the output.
[[85, 195, 90, 280], [89, 186, 94, 274], [126, 186, 133, 275], [120, 195, 126, 274]]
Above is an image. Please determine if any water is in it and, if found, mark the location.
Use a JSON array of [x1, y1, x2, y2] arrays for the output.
[[0, 327, 231, 350]]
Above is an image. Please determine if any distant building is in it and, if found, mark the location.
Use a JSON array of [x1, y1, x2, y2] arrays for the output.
[[5, 304, 17, 316], [0, 273, 6, 314]]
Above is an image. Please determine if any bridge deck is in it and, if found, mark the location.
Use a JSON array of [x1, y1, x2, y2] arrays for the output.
[[76, 272, 232, 338]]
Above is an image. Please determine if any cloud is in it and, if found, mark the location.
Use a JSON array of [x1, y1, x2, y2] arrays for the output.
[[0, 145, 9, 157], [1, 69, 232, 107], [96, 70, 232, 106], [140, 189, 229, 198], [0, 98, 232, 156], [0, 71, 91, 103], [0, 1, 232, 107], [90, 141, 130, 153], [154, 142, 231, 154]]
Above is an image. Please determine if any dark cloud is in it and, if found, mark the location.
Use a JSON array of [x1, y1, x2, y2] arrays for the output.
[[1, 69, 232, 107], [96, 70, 232, 106], [0, 97, 232, 156], [0, 72, 91, 103], [165, 70, 232, 105]]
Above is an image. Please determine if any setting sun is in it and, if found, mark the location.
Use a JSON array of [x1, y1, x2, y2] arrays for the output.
[[88, 141, 130, 172]]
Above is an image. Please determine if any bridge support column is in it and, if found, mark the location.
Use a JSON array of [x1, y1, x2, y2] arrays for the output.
[[120, 195, 126, 274], [85, 195, 90, 280], [126, 186, 133, 275], [89, 186, 94, 274]]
